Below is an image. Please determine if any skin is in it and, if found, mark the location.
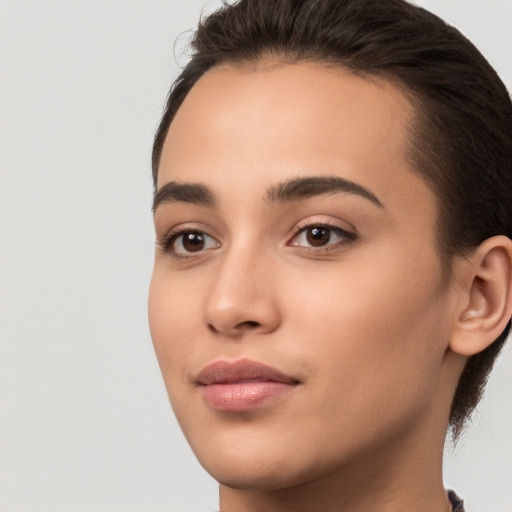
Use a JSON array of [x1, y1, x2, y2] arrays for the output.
[[148, 62, 511, 512]]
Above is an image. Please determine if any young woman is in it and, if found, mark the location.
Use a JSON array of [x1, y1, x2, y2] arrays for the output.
[[148, 1, 512, 511]]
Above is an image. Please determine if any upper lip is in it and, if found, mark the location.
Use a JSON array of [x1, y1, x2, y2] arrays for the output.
[[196, 358, 299, 385]]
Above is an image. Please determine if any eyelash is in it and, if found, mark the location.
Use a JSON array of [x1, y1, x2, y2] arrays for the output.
[[290, 221, 357, 253], [157, 222, 356, 261]]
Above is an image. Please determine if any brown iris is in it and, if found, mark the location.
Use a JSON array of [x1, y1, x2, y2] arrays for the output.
[[181, 232, 206, 252], [306, 227, 331, 247]]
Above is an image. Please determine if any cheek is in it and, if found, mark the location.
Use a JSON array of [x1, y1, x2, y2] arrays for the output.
[[283, 247, 449, 420], [148, 268, 201, 379], [289, 249, 444, 340]]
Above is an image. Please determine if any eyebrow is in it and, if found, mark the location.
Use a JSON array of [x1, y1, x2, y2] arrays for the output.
[[265, 176, 383, 208], [152, 176, 383, 212], [152, 182, 216, 212]]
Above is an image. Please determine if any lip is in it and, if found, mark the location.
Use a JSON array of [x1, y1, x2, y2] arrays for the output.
[[196, 358, 299, 412]]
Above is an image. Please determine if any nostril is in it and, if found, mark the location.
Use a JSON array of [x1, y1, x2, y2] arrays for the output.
[[207, 323, 219, 334], [241, 321, 260, 329], [207, 320, 261, 334]]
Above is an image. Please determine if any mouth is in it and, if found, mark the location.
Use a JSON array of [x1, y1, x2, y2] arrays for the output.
[[196, 358, 300, 412]]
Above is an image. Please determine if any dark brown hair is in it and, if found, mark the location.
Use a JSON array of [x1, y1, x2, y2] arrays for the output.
[[152, 0, 512, 436]]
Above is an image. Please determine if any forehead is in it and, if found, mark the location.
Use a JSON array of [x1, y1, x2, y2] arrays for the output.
[[158, 61, 435, 226]]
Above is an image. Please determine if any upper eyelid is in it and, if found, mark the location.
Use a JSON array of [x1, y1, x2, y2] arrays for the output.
[[289, 223, 356, 244], [157, 222, 219, 243], [290, 217, 357, 237], [293, 224, 353, 236], [160, 228, 216, 249]]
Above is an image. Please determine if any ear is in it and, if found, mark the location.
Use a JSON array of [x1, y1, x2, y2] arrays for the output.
[[450, 236, 512, 357]]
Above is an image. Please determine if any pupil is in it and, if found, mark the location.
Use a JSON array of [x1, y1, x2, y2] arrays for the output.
[[183, 232, 205, 252], [307, 227, 331, 247]]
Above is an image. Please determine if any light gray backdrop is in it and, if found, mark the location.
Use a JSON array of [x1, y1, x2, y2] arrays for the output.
[[0, 1, 511, 511]]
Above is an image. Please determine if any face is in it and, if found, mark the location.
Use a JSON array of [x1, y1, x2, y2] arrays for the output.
[[149, 62, 459, 491]]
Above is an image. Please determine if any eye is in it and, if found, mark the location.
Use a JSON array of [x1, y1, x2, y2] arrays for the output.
[[162, 230, 220, 257], [289, 224, 355, 250]]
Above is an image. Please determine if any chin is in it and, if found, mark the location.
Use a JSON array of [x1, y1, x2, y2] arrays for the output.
[[188, 426, 345, 493], [204, 456, 315, 492]]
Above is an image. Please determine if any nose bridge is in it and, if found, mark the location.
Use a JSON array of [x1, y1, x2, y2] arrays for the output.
[[202, 236, 279, 335]]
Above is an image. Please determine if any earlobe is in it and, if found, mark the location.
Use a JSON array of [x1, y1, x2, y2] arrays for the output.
[[450, 236, 512, 357]]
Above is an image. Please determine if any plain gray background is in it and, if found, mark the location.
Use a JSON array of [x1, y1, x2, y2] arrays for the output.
[[0, 1, 511, 511]]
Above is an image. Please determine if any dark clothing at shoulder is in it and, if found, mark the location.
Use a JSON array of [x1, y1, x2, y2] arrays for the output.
[[448, 490, 465, 512]]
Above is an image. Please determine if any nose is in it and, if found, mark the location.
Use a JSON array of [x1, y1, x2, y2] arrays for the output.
[[202, 245, 280, 337]]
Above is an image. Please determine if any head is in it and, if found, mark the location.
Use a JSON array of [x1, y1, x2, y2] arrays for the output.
[[148, 0, 512, 495]]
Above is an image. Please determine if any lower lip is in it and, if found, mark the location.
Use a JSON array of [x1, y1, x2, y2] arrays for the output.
[[201, 381, 296, 412]]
